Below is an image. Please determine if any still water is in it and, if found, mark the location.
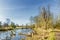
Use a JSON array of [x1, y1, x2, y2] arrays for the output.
[[0, 29, 32, 40]]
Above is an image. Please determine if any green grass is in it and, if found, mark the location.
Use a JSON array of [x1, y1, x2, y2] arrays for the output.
[[48, 31, 55, 40]]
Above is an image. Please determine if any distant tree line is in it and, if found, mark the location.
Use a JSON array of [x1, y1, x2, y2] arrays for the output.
[[0, 18, 18, 28]]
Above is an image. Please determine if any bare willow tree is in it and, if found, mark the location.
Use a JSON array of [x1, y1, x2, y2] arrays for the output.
[[30, 16, 34, 28], [30, 16, 33, 25], [27, 6, 54, 40], [33, 6, 53, 30], [33, 16, 39, 28]]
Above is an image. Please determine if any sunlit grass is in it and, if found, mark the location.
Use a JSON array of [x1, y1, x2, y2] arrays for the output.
[[26, 28, 56, 40], [48, 31, 55, 40]]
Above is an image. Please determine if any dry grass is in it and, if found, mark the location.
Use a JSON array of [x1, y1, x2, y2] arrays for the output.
[[26, 28, 55, 40]]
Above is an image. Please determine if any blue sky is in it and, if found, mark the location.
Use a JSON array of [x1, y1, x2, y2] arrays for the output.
[[0, 0, 60, 25]]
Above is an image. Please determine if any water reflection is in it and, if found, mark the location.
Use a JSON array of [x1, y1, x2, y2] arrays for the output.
[[0, 29, 32, 40]]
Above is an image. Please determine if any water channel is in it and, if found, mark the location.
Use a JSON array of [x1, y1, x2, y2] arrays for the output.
[[0, 29, 33, 40]]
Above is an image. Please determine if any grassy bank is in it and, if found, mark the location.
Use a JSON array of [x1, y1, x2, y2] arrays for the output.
[[0, 27, 14, 31], [0, 27, 31, 31]]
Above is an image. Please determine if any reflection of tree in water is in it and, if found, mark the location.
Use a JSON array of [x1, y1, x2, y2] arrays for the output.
[[5, 30, 16, 40]]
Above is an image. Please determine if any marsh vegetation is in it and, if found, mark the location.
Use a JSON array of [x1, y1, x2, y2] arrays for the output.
[[0, 6, 60, 40]]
